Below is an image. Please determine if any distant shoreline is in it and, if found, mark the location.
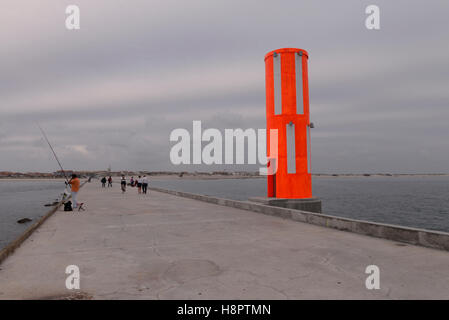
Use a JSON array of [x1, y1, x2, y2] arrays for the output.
[[314, 173, 449, 177], [1, 173, 448, 181], [0, 178, 68, 181]]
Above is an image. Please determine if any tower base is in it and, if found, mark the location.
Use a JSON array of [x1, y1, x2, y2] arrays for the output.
[[249, 197, 322, 213]]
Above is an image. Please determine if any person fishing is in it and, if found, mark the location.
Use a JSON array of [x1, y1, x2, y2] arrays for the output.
[[37, 123, 81, 209], [120, 175, 127, 193], [67, 174, 81, 209]]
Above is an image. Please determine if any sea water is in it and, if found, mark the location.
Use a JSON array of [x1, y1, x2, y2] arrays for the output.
[[0, 180, 67, 250], [150, 176, 449, 233], [1, 176, 448, 250]]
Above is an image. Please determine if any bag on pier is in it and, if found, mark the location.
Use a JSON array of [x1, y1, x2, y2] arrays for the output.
[[64, 201, 73, 212]]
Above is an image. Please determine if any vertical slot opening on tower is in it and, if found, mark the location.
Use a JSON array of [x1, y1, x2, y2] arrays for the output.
[[307, 126, 311, 174], [273, 53, 282, 115], [286, 122, 296, 174], [295, 53, 304, 115]]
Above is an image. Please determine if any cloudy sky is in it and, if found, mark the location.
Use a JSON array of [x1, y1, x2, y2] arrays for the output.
[[1, 0, 448, 173]]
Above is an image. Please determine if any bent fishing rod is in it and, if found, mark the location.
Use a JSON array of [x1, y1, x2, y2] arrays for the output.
[[37, 123, 70, 184]]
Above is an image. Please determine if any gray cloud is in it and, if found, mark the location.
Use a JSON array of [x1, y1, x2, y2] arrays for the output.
[[0, 0, 448, 173]]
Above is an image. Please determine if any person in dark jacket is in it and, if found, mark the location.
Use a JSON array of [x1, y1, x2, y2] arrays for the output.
[[121, 175, 127, 193], [101, 176, 107, 188]]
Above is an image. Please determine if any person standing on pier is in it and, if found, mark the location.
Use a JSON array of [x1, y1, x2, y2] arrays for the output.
[[120, 175, 127, 193], [108, 176, 113, 187], [142, 175, 148, 194], [101, 176, 107, 188], [68, 174, 80, 209], [137, 175, 142, 194]]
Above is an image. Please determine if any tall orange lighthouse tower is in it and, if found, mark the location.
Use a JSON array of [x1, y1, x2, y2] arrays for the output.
[[263, 48, 321, 212]]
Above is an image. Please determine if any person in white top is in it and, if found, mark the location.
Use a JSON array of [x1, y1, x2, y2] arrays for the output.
[[141, 175, 148, 194]]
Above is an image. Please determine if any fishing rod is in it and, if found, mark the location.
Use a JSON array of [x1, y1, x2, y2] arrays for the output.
[[37, 123, 70, 184]]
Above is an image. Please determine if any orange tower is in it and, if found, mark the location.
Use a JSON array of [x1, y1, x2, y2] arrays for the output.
[[264, 48, 313, 199]]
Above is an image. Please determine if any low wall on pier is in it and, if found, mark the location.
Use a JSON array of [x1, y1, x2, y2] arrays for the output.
[[149, 186, 449, 252]]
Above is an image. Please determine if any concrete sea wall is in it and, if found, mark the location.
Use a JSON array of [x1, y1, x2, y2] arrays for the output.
[[149, 186, 449, 252], [0, 182, 86, 265], [0, 200, 64, 264]]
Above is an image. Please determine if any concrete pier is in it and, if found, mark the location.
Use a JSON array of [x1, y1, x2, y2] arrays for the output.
[[249, 197, 322, 213], [0, 182, 448, 299]]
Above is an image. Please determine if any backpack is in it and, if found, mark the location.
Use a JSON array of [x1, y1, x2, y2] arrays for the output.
[[64, 201, 73, 212]]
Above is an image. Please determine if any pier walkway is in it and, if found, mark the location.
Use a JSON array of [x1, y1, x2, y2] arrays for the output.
[[0, 182, 448, 299]]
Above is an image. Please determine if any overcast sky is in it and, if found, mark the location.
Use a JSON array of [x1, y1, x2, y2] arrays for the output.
[[1, 0, 448, 173]]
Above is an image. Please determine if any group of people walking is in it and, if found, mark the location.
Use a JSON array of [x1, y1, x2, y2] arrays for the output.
[[128, 175, 149, 194], [101, 176, 113, 188], [102, 175, 149, 194]]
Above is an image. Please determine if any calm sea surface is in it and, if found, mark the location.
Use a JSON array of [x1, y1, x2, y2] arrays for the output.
[[1, 176, 449, 250], [0, 180, 66, 250], [150, 176, 449, 233]]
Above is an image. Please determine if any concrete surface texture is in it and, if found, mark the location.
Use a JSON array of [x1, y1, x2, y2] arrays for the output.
[[249, 197, 322, 213], [0, 182, 448, 299], [151, 187, 449, 251]]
